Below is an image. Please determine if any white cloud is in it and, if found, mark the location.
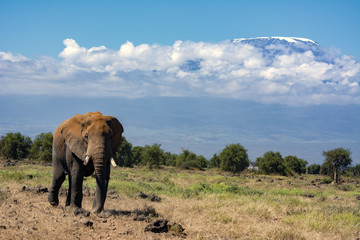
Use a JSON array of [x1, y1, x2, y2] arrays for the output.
[[0, 38, 359, 105]]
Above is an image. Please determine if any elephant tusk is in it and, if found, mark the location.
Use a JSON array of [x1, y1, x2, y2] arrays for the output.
[[110, 157, 117, 167], [84, 155, 90, 166]]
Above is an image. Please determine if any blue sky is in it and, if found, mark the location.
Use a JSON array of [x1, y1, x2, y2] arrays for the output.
[[1, 0, 360, 58], [0, 0, 359, 164]]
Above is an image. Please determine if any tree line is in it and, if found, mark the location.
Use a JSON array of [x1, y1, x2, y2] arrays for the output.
[[0, 132, 358, 184]]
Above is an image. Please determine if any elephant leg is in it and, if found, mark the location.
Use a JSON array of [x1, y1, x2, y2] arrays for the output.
[[48, 167, 66, 206], [69, 168, 84, 209], [65, 178, 71, 206]]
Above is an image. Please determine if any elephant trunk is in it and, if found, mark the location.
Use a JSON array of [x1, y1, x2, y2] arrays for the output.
[[92, 151, 110, 213]]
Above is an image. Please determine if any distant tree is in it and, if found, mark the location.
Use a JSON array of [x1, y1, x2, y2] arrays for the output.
[[256, 151, 285, 175], [29, 132, 53, 162], [175, 149, 207, 170], [284, 155, 307, 175], [196, 155, 209, 169], [176, 149, 197, 169], [219, 144, 249, 173], [322, 148, 352, 184], [347, 164, 360, 177], [307, 164, 321, 174], [164, 152, 177, 166], [0, 132, 32, 160], [132, 146, 145, 166], [320, 160, 333, 176], [114, 136, 133, 167], [142, 144, 165, 169], [209, 153, 221, 168]]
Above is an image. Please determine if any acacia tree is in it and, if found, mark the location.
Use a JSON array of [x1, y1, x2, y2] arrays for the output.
[[322, 148, 352, 184], [219, 144, 249, 173]]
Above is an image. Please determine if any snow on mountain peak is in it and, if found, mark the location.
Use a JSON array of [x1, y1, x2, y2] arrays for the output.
[[233, 37, 318, 45]]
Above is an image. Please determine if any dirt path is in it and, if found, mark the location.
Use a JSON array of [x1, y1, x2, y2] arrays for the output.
[[0, 187, 185, 240]]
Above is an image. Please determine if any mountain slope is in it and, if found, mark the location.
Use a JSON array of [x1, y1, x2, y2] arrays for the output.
[[232, 36, 326, 60]]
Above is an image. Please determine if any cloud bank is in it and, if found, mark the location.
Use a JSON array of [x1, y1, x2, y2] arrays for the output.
[[0, 38, 359, 105]]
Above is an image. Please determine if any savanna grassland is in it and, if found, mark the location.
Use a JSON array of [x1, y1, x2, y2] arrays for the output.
[[0, 161, 359, 240]]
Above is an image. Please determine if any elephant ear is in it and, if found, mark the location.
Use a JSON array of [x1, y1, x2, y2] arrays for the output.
[[106, 116, 123, 153], [61, 114, 87, 160]]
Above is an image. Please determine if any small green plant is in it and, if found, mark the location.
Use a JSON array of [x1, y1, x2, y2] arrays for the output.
[[0, 189, 7, 203], [0, 170, 27, 180], [321, 177, 332, 184]]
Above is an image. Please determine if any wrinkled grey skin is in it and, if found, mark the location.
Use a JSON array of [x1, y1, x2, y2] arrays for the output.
[[48, 112, 123, 214]]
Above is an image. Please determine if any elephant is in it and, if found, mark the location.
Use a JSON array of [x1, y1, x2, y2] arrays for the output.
[[48, 111, 123, 214]]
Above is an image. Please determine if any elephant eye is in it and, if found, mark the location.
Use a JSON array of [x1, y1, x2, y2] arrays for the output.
[[84, 133, 89, 142]]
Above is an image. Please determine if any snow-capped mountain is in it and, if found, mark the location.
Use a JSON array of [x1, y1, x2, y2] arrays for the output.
[[233, 37, 319, 47], [180, 37, 328, 72], [232, 36, 326, 60]]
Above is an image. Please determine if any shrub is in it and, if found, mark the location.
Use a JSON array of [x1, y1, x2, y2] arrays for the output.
[[115, 136, 133, 167], [347, 164, 360, 177], [132, 146, 145, 166], [219, 144, 249, 173], [142, 144, 165, 169], [322, 177, 332, 184], [29, 132, 53, 162], [256, 151, 286, 175], [164, 152, 177, 166], [284, 155, 307, 174], [176, 149, 208, 170], [209, 153, 220, 168], [307, 164, 321, 174], [0, 132, 32, 160]]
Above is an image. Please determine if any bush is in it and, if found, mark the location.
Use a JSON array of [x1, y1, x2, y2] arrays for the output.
[[284, 155, 307, 174], [0, 132, 32, 160], [209, 153, 220, 168], [142, 144, 165, 169], [307, 164, 321, 174], [346, 164, 360, 177], [256, 151, 286, 175], [164, 152, 177, 166], [320, 160, 333, 176], [219, 144, 249, 173], [29, 132, 53, 162], [322, 177, 333, 184], [132, 146, 145, 166], [176, 149, 208, 170], [115, 136, 133, 167]]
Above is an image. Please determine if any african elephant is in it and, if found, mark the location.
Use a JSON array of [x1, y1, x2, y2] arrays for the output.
[[48, 112, 123, 214]]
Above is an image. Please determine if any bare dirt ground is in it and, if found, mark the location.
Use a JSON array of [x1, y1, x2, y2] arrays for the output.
[[0, 187, 185, 240]]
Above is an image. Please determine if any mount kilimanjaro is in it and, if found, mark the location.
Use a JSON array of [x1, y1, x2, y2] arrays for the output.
[[232, 36, 327, 60], [181, 37, 328, 71]]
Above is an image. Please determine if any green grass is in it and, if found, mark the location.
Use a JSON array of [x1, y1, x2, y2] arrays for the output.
[[1, 164, 359, 239]]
